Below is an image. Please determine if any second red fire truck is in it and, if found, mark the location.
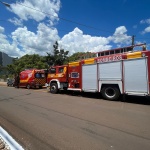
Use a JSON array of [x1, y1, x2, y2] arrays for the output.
[[46, 44, 150, 100], [19, 69, 46, 89]]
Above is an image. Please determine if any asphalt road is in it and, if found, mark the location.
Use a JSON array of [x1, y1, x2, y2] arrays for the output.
[[0, 86, 150, 150]]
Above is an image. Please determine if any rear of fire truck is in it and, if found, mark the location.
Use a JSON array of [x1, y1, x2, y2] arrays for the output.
[[19, 69, 46, 89]]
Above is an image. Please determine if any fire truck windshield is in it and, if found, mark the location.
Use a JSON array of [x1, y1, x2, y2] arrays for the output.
[[49, 68, 56, 74]]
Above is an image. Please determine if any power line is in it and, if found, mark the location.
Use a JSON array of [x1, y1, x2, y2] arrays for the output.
[[2, 0, 148, 40], [4, 19, 149, 42], [0, 19, 132, 38], [5, 0, 123, 35]]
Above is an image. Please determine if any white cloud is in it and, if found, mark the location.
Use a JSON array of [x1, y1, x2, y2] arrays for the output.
[[140, 18, 150, 34], [9, 0, 60, 24], [140, 19, 150, 24], [1, 1, 133, 58], [0, 23, 60, 58], [0, 26, 23, 57], [0, 27, 8, 43], [144, 26, 150, 32], [0, 27, 5, 33], [142, 26, 150, 34], [0, 24, 131, 58], [8, 17, 23, 26], [114, 26, 127, 35], [108, 26, 131, 44], [59, 27, 112, 55], [11, 23, 60, 56], [59, 26, 132, 56], [2, 0, 61, 57]]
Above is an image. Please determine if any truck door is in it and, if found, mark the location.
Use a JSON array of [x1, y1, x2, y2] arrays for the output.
[[123, 57, 149, 95], [47, 66, 68, 83], [47, 67, 56, 83], [68, 62, 81, 89], [82, 64, 97, 92], [57, 66, 68, 82]]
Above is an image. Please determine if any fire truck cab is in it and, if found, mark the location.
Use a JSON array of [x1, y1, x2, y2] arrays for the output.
[[47, 65, 68, 93]]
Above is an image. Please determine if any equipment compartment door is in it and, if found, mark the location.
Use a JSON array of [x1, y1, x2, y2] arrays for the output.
[[98, 61, 122, 80], [82, 64, 97, 92], [123, 58, 149, 95], [98, 61, 123, 93]]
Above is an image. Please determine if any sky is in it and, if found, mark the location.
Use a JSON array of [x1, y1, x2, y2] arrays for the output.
[[0, 0, 150, 58]]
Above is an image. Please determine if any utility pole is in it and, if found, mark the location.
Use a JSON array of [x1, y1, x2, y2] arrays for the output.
[[132, 35, 135, 46]]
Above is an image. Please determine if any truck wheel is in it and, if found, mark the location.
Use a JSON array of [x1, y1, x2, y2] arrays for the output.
[[50, 83, 58, 94], [26, 84, 30, 89], [101, 86, 120, 100]]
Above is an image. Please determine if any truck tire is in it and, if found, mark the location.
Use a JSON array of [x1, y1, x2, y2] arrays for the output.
[[101, 86, 120, 100], [50, 83, 58, 94]]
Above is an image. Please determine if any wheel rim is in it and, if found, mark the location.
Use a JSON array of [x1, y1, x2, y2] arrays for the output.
[[105, 87, 115, 98], [51, 85, 56, 92]]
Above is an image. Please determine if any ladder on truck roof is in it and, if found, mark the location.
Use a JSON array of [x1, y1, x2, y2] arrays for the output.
[[77, 43, 146, 60], [96, 43, 146, 57]]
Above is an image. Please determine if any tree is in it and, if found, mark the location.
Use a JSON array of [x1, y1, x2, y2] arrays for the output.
[[7, 54, 48, 75], [45, 41, 69, 66], [67, 52, 85, 62], [67, 52, 96, 62]]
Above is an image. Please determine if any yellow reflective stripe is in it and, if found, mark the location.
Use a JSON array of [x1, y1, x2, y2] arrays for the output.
[[69, 61, 79, 66], [84, 58, 95, 64], [127, 52, 142, 59]]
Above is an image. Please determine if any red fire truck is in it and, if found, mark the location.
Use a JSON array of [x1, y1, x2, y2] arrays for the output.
[[47, 44, 150, 100], [19, 69, 46, 89]]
